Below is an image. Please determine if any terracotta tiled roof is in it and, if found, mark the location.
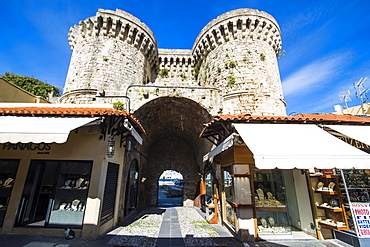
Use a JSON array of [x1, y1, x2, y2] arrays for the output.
[[200, 113, 370, 137], [210, 113, 370, 125], [0, 106, 145, 134]]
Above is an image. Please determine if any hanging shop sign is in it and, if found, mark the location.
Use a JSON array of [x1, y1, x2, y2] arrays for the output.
[[351, 202, 370, 237], [337, 136, 370, 153]]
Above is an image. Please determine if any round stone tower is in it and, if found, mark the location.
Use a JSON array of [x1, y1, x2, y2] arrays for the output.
[[192, 8, 286, 115], [60, 9, 158, 104]]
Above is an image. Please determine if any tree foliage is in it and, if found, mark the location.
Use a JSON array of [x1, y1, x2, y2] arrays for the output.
[[0, 72, 60, 99]]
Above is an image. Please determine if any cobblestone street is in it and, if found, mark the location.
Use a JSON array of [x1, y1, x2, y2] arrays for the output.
[[0, 206, 355, 247]]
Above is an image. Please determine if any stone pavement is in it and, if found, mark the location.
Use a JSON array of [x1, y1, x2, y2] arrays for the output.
[[0, 206, 354, 247]]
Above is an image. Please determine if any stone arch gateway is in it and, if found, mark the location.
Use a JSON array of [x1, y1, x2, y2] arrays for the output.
[[133, 97, 212, 206], [59, 6, 287, 212]]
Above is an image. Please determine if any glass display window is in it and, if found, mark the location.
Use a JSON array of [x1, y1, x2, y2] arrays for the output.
[[205, 173, 212, 198], [15, 160, 92, 228], [336, 169, 370, 233], [204, 172, 220, 224], [221, 167, 236, 228], [254, 170, 291, 234], [223, 169, 234, 203], [48, 161, 92, 228], [0, 159, 20, 227]]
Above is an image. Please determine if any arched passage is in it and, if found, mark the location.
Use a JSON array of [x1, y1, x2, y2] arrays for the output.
[[158, 170, 184, 206], [133, 97, 212, 207]]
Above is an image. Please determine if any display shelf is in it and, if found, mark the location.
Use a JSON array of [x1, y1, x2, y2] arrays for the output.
[[318, 221, 349, 230], [335, 169, 370, 233], [256, 206, 287, 212], [308, 174, 349, 231], [314, 190, 337, 195], [254, 170, 291, 235], [317, 206, 343, 212]]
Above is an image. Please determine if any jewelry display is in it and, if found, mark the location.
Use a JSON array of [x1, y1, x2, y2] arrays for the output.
[[254, 170, 290, 234], [256, 188, 265, 201], [328, 198, 339, 208], [61, 178, 89, 189], [267, 216, 275, 227], [58, 200, 85, 211], [255, 190, 285, 207], [328, 182, 335, 191], [1, 178, 14, 188], [335, 169, 370, 232], [310, 174, 349, 231], [0, 161, 19, 227], [260, 217, 268, 228], [316, 182, 324, 191]]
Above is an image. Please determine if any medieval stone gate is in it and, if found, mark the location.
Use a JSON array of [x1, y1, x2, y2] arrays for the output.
[[59, 8, 286, 215], [133, 97, 212, 207]]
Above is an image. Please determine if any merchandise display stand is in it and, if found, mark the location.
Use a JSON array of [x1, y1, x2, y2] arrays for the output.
[[254, 170, 291, 235], [308, 173, 349, 239]]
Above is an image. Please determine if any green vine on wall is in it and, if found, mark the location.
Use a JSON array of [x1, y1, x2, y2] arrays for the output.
[[227, 75, 236, 86], [159, 68, 169, 77], [112, 101, 125, 110]]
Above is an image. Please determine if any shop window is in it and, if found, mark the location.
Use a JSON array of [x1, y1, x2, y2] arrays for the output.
[[223, 170, 234, 202], [100, 163, 119, 225], [204, 173, 218, 223], [205, 173, 212, 197], [336, 169, 370, 234], [15, 160, 92, 228], [222, 169, 236, 227], [0, 159, 19, 227], [254, 170, 291, 234]]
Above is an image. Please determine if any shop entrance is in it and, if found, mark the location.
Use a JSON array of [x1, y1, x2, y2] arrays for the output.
[[157, 170, 184, 207], [15, 160, 92, 228], [15, 161, 57, 227], [254, 170, 298, 235], [254, 169, 315, 238], [124, 160, 139, 216]]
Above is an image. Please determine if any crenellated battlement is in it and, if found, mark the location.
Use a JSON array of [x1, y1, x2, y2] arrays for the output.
[[192, 8, 281, 63], [158, 49, 193, 69], [68, 9, 158, 66], [61, 8, 286, 116]]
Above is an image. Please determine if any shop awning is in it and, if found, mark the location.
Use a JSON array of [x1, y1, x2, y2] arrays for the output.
[[324, 125, 370, 146], [233, 123, 370, 169], [203, 133, 236, 162], [0, 116, 99, 144]]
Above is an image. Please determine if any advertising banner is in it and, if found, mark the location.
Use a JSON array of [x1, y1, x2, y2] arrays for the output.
[[351, 202, 370, 237]]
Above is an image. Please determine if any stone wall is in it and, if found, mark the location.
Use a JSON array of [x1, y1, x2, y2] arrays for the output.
[[61, 8, 286, 116], [60, 9, 157, 104], [59, 7, 288, 211], [192, 8, 285, 115]]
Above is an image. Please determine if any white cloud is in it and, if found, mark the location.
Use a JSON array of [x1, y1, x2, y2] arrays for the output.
[[282, 52, 351, 98]]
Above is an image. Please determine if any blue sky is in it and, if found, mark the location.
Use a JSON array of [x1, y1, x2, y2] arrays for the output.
[[1, 0, 370, 115]]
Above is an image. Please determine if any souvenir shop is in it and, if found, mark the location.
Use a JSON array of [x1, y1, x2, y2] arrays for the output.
[[200, 119, 370, 246], [0, 106, 144, 239]]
